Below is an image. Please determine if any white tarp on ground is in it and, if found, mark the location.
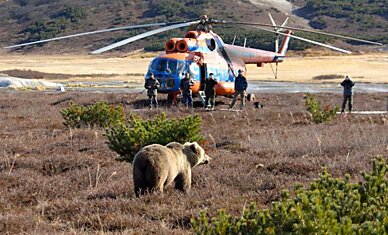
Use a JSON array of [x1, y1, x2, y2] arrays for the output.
[[0, 74, 65, 91]]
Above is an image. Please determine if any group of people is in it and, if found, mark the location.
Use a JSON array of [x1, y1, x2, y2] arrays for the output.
[[144, 69, 248, 110], [144, 71, 355, 113]]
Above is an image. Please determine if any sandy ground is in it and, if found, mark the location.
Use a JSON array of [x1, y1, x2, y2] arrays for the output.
[[0, 53, 387, 84], [248, 53, 388, 83]]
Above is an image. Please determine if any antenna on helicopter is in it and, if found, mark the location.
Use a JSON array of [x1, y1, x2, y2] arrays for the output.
[[232, 35, 237, 45], [243, 38, 247, 48]]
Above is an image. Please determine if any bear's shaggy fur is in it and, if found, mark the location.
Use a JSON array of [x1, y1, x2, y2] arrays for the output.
[[132, 142, 211, 196]]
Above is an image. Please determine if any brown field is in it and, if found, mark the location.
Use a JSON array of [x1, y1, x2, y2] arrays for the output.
[[0, 53, 387, 84], [0, 91, 387, 234]]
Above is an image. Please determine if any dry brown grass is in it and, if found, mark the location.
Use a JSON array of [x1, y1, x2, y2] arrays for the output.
[[0, 91, 387, 234]]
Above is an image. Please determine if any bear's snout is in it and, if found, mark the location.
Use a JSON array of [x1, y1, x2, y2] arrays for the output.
[[203, 155, 211, 164]]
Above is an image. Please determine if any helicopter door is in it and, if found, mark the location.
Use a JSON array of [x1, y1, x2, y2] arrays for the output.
[[199, 63, 207, 91]]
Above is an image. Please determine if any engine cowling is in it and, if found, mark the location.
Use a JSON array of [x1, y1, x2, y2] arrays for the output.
[[185, 31, 200, 39], [165, 38, 181, 53], [176, 38, 199, 52]]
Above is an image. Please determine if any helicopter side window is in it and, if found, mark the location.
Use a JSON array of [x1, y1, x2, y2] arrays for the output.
[[188, 62, 200, 81], [206, 39, 216, 51]]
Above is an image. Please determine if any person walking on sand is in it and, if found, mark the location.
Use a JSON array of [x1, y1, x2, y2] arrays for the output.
[[204, 73, 218, 110], [144, 72, 160, 109], [229, 69, 248, 110], [180, 73, 195, 108], [340, 75, 355, 113]]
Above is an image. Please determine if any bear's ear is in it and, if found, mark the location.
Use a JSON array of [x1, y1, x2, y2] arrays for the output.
[[190, 143, 199, 154]]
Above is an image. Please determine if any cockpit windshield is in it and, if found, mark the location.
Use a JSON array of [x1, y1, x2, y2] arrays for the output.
[[149, 58, 185, 76]]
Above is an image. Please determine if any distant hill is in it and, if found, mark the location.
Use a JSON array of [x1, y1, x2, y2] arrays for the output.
[[292, 0, 388, 42], [0, 0, 386, 54]]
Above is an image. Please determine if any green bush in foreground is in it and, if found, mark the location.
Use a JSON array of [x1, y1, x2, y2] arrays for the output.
[[191, 158, 388, 235], [305, 93, 339, 124], [106, 113, 204, 162], [60, 101, 125, 128]]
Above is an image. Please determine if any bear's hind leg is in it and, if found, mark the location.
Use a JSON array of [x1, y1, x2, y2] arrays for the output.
[[174, 170, 191, 192], [134, 176, 150, 197], [134, 163, 156, 197]]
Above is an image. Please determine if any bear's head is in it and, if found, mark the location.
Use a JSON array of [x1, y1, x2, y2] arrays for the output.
[[183, 142, 211, 168]]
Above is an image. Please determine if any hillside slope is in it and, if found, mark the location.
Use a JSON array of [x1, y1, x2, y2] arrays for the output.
[[292, 0, 387, 39], [0, 0, 386, 54]]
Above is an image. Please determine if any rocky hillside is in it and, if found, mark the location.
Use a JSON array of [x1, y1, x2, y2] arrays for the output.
[[0, 0, 386, 54]]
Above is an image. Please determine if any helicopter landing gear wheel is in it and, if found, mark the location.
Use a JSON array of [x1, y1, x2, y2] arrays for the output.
[[247, 93, 255, 102]]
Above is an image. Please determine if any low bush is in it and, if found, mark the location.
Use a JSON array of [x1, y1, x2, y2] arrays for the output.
[[61, 102, 205, 162], [106, 113, 204, 162], [191, 158, 388, 234], [60, 101, 125, 128], [312, 74, 344, 80], [305, 93, 339, 123]]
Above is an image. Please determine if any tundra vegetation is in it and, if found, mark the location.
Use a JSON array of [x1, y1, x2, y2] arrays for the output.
[[61, 101, 204, 162], [305, 93, 339, 124], [0, 92, 387, 234], [191, 158, 387, 234]]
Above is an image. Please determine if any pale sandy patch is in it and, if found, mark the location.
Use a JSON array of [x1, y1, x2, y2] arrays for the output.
[[247, 54, 388, 83], [0, 53, 387, 84]]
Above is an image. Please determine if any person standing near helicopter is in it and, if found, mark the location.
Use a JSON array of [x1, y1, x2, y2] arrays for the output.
[[204, 73, 218, 110], [229, 69, 248, 110], [340, 75, 355, 113], [144, 72, 160, 109], [180, 73, 195, 108]]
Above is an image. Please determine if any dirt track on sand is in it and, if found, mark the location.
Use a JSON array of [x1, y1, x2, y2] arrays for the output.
[[0, 53, 387, 83]]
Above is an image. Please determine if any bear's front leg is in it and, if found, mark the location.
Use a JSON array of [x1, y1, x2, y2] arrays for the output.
[[174, 169, 191, 192]]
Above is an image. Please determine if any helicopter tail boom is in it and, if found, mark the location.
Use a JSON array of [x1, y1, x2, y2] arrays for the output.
[[277, 30, 292, 56]]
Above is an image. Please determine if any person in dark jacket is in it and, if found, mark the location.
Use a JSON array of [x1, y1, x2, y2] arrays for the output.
[[204, 73, 218, 110], [340, 75, 355, 113], [144, 73, 160, 109], [180, 73, 195, 108], [229, 69, 248, 110]]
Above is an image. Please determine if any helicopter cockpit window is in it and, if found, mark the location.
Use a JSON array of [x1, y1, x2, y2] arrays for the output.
[[149, 59, 166, 73], [157, 60, 167, 72], [149, 59, 185, 75], [166, 60, 177, 75]]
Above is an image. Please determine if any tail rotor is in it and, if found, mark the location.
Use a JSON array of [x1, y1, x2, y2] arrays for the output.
[[268, 13, 289, 53]]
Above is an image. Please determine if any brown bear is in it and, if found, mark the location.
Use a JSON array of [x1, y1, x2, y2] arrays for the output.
[[132, 142, 211, 196]]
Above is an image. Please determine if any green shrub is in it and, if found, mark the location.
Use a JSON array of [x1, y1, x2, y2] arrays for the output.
[[191, 158, 388, 234], [305, 93, 339, 124], [25, 6, 86, 41], [60, 101, 125, 128], [106, 113, 204, 162]]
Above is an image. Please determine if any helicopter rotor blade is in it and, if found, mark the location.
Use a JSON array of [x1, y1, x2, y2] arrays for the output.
[[4, 21, 190, 49], [91, 20, 199, 54], [268, 13, 278, 31], [227, 22, 383, 46], [279, 17, 289, 30], [250, 26, 352, 54]]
